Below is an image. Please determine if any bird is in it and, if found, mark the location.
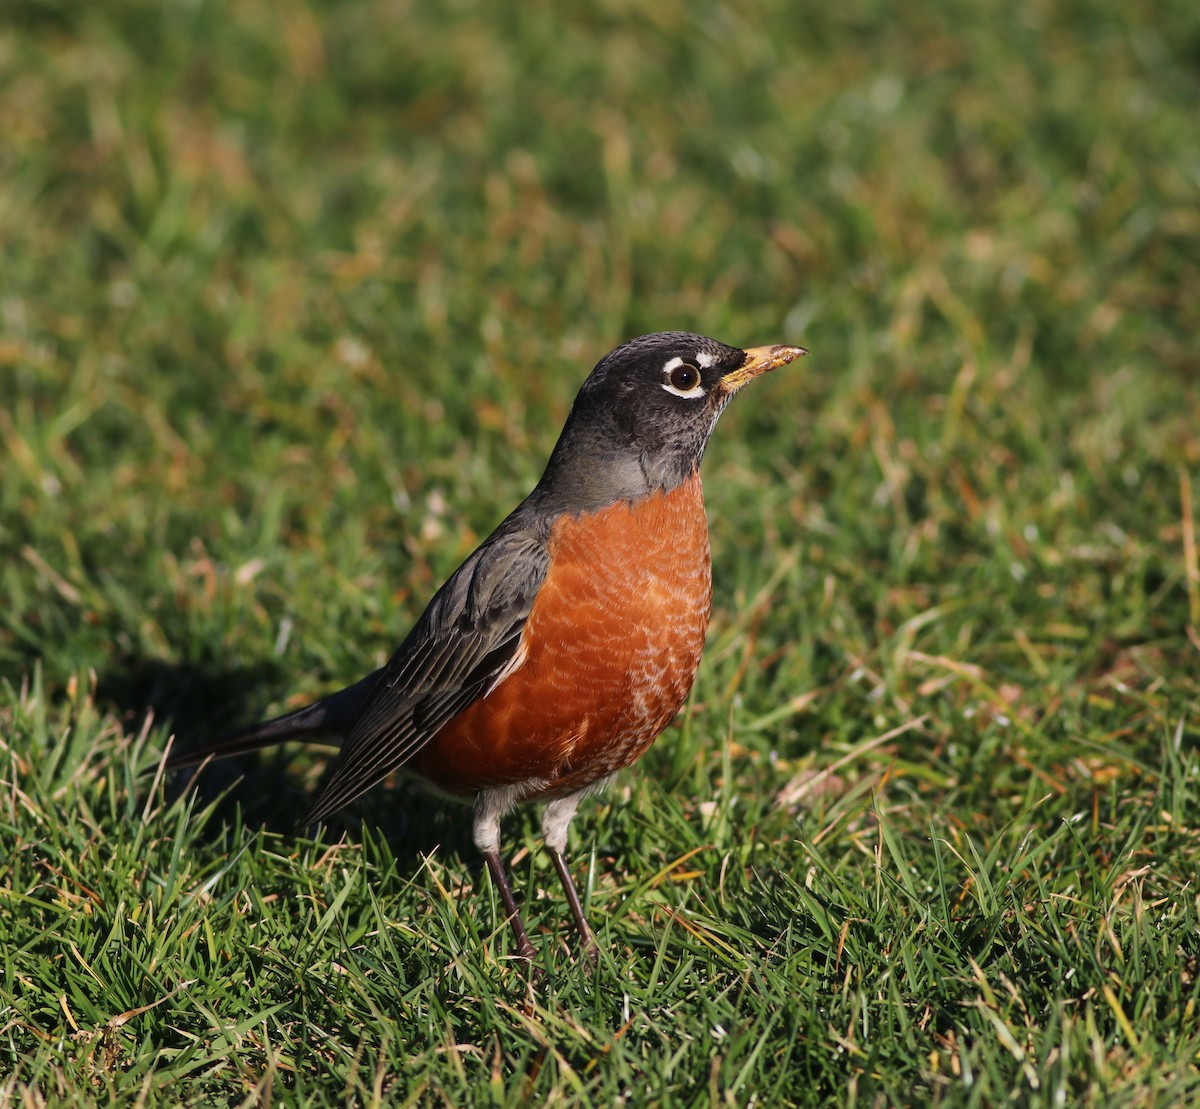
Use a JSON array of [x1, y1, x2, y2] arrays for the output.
[[166, 331, 805, 961]]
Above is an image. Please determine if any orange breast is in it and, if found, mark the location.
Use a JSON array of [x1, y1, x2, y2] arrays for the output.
[[408, 472, 712, 799]]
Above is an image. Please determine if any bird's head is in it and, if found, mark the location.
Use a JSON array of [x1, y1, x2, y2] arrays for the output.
[[539, 331, 806, 508]]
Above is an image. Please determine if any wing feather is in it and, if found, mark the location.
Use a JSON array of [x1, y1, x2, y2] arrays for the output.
[[304, 523, 549, 825]]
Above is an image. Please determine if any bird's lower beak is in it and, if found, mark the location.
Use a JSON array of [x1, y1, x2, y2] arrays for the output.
[[719, 344, 807, 395]]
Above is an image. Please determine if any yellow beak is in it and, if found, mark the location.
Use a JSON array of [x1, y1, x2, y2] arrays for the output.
[[718, 344, 807, 395]]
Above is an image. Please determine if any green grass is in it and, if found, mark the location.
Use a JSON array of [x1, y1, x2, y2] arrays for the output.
[[2, 0, 1199, 1103]]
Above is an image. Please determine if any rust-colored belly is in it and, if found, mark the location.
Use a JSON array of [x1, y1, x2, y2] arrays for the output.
[[408, 473, 712, 800]]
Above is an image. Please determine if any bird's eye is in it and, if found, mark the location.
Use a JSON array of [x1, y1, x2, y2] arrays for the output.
[[670, 364, 700, 390], [661, 359, 705, 398]]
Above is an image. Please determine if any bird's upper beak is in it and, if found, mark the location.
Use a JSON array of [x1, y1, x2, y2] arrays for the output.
[[718, 344, 807, 395]]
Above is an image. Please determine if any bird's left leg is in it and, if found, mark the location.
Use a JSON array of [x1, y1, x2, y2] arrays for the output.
[[474, 788, 535, 960], [542, 788, 598, 961]]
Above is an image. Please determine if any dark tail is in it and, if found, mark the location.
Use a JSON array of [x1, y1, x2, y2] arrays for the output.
[[164, 669, 384, 770]]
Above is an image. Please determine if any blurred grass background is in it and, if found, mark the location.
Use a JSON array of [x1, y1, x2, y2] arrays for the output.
[[2, 0, 1199, 1104]]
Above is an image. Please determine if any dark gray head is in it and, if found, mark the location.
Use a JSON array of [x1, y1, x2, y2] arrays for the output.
[[536, 331, 805, 510]]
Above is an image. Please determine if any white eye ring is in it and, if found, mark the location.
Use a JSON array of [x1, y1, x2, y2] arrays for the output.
[[661, 356, 705, 399]]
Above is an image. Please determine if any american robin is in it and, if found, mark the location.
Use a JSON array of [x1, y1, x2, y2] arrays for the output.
[[167, 331, 804, 961]]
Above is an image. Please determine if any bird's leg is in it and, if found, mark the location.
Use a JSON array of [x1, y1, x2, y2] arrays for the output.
[[547, 847, 596, 961], [542, 791, 597, 962], [474, 789, 535, 960], [481, 848, 536, 961]]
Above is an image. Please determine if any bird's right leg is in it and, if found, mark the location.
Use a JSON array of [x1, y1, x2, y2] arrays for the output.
[[542, 789, 597, 961], [474, 788, 535, 960]]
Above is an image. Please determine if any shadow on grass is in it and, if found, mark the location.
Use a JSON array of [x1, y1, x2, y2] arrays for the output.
[[97, 653, 476, 865], [97, 654, 289, 747]]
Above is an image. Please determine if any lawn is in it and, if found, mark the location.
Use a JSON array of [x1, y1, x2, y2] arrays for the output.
[[2, 0, 1199, 1104]]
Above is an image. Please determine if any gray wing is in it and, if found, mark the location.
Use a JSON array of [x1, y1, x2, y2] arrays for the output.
[[303, 523, 550, 825]]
